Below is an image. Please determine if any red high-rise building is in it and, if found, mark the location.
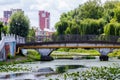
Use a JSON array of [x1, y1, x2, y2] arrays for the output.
[[39, 11, 50, 30]]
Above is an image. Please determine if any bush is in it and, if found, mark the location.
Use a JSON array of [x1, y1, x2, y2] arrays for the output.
[[27, 49, 40, 60], [69, 48, 87, 53], [108, 49, 120, 57], [7, 53, 15, 59], [57, 48, 69, 52], [118, 56, 120, 59]]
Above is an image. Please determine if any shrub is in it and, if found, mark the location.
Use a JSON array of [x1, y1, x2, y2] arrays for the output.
[[57, 48, 69, 52], [108, 49, 120, 57], [118, 56, 120, 59], [7, 53, 14, 59], [27, 49, 40, 60]]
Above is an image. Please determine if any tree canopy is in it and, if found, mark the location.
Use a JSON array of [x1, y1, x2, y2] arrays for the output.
[[9, 11, 30, 37], [55, 0, 120, 36]]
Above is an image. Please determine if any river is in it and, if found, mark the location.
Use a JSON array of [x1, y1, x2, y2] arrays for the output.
[[0, 57, 120, 80]]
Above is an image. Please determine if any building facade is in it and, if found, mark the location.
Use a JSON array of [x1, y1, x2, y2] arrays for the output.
[[3, 11, 12, 25], [3, 9, 23, 25], [39, 11, 50, 30]]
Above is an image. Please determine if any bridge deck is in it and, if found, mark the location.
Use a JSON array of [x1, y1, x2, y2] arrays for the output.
[[17, 41, 120, 49]]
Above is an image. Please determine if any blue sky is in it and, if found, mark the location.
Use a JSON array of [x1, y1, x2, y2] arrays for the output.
[[0, 0, 105, 28]]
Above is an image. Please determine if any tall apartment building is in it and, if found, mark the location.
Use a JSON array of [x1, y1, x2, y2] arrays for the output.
[[3, 9, 23, 25], [3, 11, 12, 25], [39, 11, 50, 30]]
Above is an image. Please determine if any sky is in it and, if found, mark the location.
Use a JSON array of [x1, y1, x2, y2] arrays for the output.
[[0, 0, 105, 29]]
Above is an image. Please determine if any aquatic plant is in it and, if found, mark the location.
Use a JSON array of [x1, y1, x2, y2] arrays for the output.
[[49, 63, 120, 80], [0, 64, 31, 72]]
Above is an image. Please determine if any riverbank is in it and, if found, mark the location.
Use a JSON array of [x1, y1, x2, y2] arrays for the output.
[[51, 48, 120, 59], [51, 51, 98, 59], [0, 49, 40, 65], [0, 48, 120, 73]]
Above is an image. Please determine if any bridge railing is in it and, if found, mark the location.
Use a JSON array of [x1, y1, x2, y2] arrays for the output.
[[16, 35, 25, 43], [24, 35, 120, 43]]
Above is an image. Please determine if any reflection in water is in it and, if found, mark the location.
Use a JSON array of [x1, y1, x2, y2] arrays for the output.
[[0, 73, 27, 79], [0, 65, 86, 79], [38, 67, 54, 73], [0, 59, 119, 79], [56, 65, 86, 73]]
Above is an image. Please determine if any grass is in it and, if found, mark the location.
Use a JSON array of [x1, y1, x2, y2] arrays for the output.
[[0, 55, 36, 66], [51, 48, 100, 59], [108, 49, 120, 56], [54, 48, 100, 55], [52, 48, 120, 59], [0, 56, 33, 72], [26, 49, 40, 60], [0, 49, 40, 72]]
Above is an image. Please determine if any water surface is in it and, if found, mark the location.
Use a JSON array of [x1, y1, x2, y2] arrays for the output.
[[0, 58, 120, 80]]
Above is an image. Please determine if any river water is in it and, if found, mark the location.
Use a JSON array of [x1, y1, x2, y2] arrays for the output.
[[0, 57, 120, 80]]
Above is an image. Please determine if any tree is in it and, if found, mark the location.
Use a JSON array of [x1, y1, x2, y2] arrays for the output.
[[79, 0, 103, 19], [104, 22, 120, 36], [54, 0, 120, 36], [2, 26, 9, 34], [9, 11, 30, 37], [114, 8, 120, 22], [104, 0, 118, 9], [27, 27, 35, 37], [55, 20, 69, 35], [0, 22, 4, 40]]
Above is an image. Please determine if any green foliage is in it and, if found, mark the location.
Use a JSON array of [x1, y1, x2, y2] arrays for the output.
[[55, 0, 120, 36], [104, 0, 118, 9], [2, 26, 9, 34], [118, 56, 120, 59], [27, 27, 35, 37], [104, 22, 120, 36], [55, 20, 69, 35], [57, 48, 70, 52], [56, 65, 84, 74], [50, 63, 120, 80], [52, 48, 100, 58], [9, 11, 30, 37], [0, 21, 4, 40], [114, 8, 120, 22], [27, 49, 40, 60], [0, 64, 31, 72], [79, 0, 103, 19], [108, 49, 120, 57], [69, 48, 99, 54], [0, 21, 3, 28], [7, 53, 14, 59], [79, 18, 105, 35], [98, 34, 108, 41]]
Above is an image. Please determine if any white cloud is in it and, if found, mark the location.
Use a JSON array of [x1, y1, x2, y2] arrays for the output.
[[27, 0, 87, 28], [0, 0, 20, 5]]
